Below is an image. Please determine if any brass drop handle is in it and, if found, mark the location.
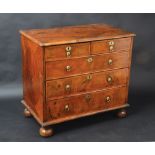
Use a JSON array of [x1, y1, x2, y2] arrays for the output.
[[66, 51, 71, 57], [64, 104, 70, 112], [105, 96, 111, 103], [107, 76, 113, 83], [108, 59, 113, 65], [109, 45, 114, 51], [86, 74, 92, 81], [66, 65, 71, 72], [65, 84, 71, 91], [85, 94, 92, 102], [87, 57, 93, 63]]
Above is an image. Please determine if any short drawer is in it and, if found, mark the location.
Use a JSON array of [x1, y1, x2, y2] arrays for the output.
[[46, 86, 128, 121], [46, 52, 129, 80], [91, 37, 131, 54], [45, 42, 90, 61], [46, 68, 128, 100]]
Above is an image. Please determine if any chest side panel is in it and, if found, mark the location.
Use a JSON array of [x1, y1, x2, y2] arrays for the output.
[[21, 35, 44, 122]]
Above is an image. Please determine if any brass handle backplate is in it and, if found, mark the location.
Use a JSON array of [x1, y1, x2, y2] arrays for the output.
[[66, 65, 71, 72], [108, 59, 113, 65], [64, 104, 70, 112], [87, 57, 93, 63], [65, 84, 71, 92], [105, 96, 111, 103], [107, 76, 113, 83]]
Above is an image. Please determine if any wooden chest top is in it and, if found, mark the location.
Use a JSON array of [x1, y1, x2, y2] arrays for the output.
[[20, 24, 135, 46]]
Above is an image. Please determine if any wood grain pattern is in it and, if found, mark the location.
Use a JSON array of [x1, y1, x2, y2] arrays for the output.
[[20, 24, 135, 46], [46, 68, 128, 100], [45, 42, 90, 61], [21, 35, 44, 122], [47, 86, 128, 122], [46, 52, 129, 80], [91, 37, 131, 54], [22, 99, 129, 127]]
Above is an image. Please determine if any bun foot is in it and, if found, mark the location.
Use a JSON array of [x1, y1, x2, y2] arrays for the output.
[[39, 127, 54, 137], [117, 109, 127, 118], [24, 108, 32, 117]]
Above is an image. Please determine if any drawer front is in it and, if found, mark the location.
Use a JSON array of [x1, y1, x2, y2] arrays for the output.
[[46, 52, 129, 80], [46, 68, 128, 100], [91, 37, 131, 54], [47, 86, 128, 121], [45, 42, 90, 61]]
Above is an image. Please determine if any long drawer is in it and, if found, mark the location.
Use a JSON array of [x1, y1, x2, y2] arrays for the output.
[[46, 52, 129, 80], [46, 86, 128, 121], [46, 68, 128, 100]]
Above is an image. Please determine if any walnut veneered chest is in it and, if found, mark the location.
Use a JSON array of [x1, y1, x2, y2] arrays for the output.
[[20, 24, 135, 137]]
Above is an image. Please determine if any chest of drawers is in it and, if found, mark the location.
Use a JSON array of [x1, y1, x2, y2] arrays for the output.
[[20, 24, 135, 137]]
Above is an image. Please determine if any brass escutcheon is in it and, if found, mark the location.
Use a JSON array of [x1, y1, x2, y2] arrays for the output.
[[85, 94, 92, 102], [86, 74, 92, 81], [109, 40, 115, 46], [66, 46, 72, 52]]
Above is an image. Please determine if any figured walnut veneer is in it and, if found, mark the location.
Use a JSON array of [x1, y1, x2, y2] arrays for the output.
[[20, 24, 135, 137]]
